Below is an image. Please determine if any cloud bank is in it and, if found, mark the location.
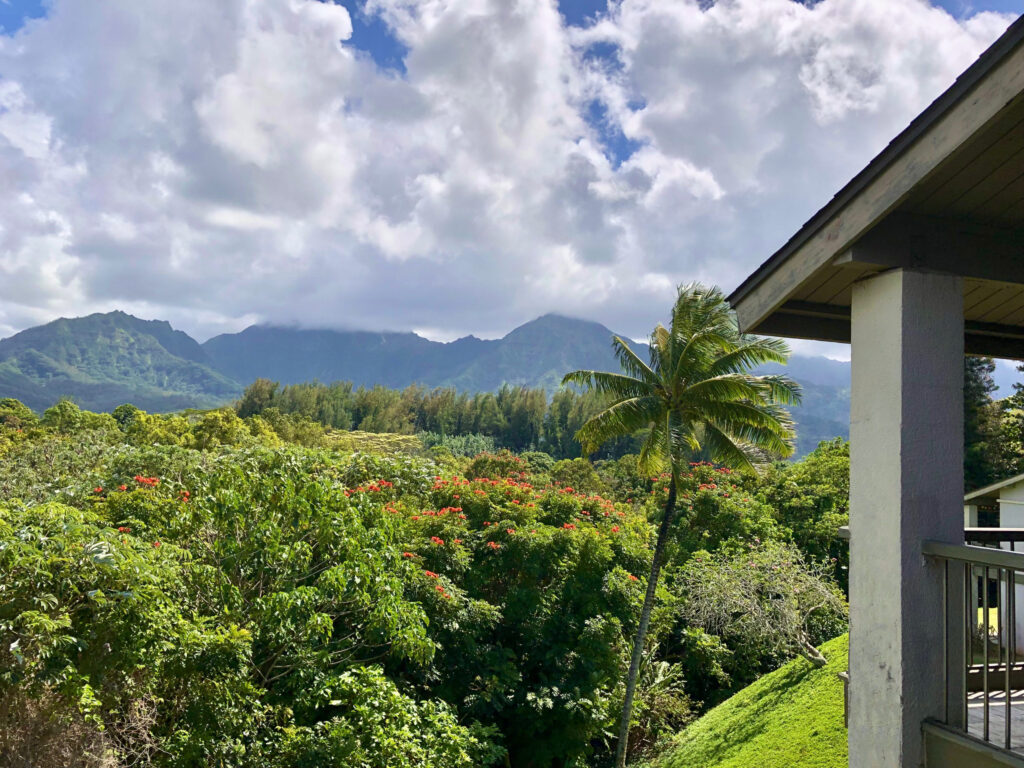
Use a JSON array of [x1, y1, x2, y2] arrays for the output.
[[0, 0, 1014, 343]]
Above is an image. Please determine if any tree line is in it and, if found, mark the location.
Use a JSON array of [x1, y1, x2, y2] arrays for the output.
[[235, 378, 643, 459]]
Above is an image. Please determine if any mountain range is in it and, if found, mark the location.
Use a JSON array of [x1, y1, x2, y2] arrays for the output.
[[0, 311, 851, 455]]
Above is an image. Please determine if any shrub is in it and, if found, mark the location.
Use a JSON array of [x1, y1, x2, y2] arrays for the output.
[[465, 450, 526, 480]]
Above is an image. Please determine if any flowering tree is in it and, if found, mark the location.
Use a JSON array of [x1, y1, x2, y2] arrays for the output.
[[563, 283, 800, 768]]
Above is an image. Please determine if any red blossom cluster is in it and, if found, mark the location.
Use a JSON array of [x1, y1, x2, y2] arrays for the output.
[[430, 536, 445, 546], [93, 487, 103, 494], [344, 479, 395, 497], [487, 541, 501, 550], [134, 475, 159, 486], [117, 526, 131, 533], [118, 484, 128, 491], [403, 552, 417, 558]]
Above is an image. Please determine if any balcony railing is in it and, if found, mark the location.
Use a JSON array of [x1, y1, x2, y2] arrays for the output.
[[924, 528, 1024, 755]]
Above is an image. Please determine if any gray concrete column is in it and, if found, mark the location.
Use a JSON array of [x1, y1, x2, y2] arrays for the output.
[[849, 269, 965, 768]]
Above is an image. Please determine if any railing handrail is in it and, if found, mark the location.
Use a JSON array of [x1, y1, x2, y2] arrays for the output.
[[840, 527, 1024, 543], [924, 540, 1024, 570], [968, 528, 1024, 543]]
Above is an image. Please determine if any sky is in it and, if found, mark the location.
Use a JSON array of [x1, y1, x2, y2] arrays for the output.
[[0, 1, 1021, 370]]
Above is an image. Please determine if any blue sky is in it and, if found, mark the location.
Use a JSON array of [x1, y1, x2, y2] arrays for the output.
[[4, 0, 1021, 42]]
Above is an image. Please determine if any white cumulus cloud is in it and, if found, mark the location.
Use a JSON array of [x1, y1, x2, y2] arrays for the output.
[[0, 0, 1014, 343]]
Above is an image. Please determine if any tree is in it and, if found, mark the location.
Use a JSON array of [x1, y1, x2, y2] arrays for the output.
[[0, 398, 38, 430], [236, 378, 279, 418], [964, 357, 1000, 490], [562, 283, 799, 767], [764, 438, 850, 590], [677, 540, 847, 668]]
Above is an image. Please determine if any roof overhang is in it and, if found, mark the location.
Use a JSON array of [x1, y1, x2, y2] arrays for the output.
[[728, 14, 1024, 359], [964, 471, 1024, 503]]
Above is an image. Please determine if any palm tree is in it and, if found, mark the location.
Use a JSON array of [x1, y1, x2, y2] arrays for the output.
[[562, 283, 800, 768]]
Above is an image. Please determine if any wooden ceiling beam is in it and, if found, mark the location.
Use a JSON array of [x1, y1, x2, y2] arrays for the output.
[[754, 299, 1024, 360], [834, 213, 1024, 285]]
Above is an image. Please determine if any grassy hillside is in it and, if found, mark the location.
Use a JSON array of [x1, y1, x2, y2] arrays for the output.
[[652, 634, 848, 768]]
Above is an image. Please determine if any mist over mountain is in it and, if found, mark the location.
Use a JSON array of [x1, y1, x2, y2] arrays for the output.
[[0, 311, 851, 454]]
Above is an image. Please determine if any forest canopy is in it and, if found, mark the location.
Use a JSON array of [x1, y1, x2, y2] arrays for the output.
[[0, 397, 849, 767]]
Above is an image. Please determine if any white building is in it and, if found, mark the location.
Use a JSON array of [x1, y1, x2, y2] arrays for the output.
[[966, 474, 1024, 529]]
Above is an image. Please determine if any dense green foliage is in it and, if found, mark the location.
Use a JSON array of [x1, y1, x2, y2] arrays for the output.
[[0, 396, 850, 767], [651, 634, 848, 768]]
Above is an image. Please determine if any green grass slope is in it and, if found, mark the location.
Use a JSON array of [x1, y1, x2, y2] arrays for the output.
[[653, 634, 848, 768]]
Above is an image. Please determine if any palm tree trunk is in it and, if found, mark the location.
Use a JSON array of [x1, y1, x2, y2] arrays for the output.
[[614, 474, 677, 768]]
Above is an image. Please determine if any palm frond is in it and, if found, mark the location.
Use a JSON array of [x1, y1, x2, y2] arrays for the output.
[[750, 374, 802, 406], [574, 396, 663, 455], [705, 337, 791, 377], [701, 406, 795, 458], [681, 374, 767, 405], [611, 336, 659, 386], [637, 415, 669, 475], [561, 369, 654, 400], [699, 421, 764, 473]]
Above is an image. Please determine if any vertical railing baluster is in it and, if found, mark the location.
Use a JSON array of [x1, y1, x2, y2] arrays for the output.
[[1007, 573, 1015, 753], [985, 565, 991, 742], [966, 561, 972, 733], [1011, 568, 1018, 751], [1002, 567, 1010, 750], [944, 558, 950, 725]]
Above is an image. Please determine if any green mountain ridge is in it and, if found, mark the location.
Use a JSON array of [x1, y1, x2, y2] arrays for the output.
[[0, 312, 240, 412], [0, 311, 851, 454]]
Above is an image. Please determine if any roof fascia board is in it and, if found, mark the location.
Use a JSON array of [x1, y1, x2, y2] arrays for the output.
[[965, 472, 1024, 501]]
